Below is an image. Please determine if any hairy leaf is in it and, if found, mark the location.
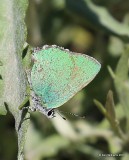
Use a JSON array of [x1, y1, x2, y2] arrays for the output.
[[0, 0, 30, 159]]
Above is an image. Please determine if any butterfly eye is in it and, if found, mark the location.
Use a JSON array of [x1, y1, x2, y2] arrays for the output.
[[47, 109, 53, 116], [48, 110, 52, 116]]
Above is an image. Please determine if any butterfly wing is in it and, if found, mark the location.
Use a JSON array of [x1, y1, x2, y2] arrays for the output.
[[31, 46, 101, 109]]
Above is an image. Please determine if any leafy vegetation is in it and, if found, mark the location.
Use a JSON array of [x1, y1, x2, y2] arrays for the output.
[[0, 0, 129, 159]]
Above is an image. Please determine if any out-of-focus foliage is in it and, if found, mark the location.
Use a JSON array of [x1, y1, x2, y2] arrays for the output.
[[1, 0, 129, 160]]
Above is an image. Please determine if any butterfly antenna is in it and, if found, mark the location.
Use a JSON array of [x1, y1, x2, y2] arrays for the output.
[[55, 110, 66, 120], [58, 110, 86, 119]]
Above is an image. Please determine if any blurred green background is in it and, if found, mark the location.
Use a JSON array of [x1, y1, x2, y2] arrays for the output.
[[1, 0, 129, 159]]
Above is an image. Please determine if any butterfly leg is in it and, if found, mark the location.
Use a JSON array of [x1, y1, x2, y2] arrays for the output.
[[19, 43, 35, 112], [25, 69, 33, 89], [19, 97, 36, 114], [18, 95, 29, 110]]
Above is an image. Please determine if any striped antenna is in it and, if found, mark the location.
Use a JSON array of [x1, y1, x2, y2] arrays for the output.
[[56, 110, 86, 119]]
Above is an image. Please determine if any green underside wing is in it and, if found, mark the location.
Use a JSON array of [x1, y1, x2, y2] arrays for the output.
[[31, 45, 101, 109]]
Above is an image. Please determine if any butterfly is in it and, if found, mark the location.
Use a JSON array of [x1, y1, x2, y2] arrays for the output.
[[27, 45, 101, 119]]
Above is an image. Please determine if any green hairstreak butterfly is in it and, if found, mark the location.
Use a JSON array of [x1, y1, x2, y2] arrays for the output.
[[28, 45, 101, 118]]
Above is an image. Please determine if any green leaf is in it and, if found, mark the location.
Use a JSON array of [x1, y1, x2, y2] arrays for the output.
[[0, 0, 30, 159], [105, 90, 116, 120], [115, 46, 129, 129], [94, 91, 126, 141], [66, 0, 129, 41]]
